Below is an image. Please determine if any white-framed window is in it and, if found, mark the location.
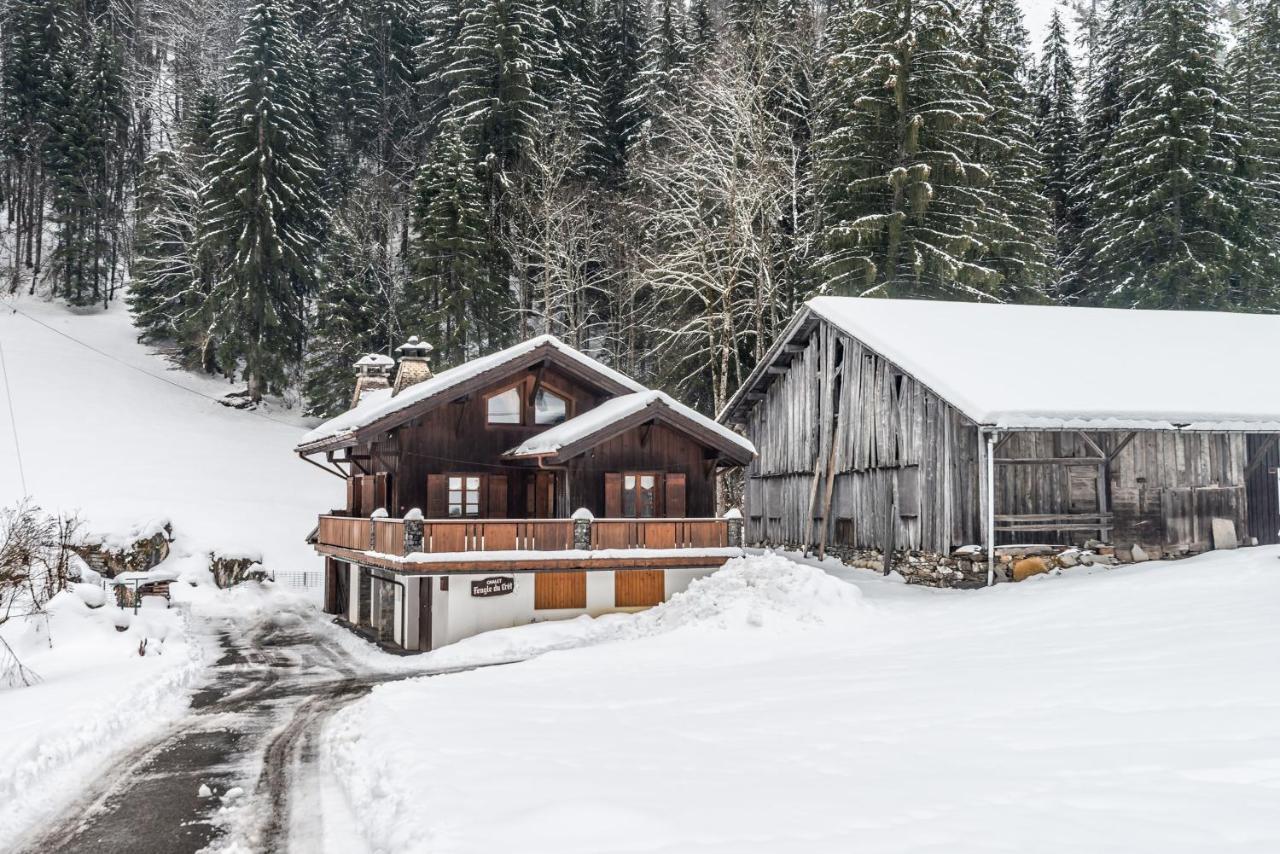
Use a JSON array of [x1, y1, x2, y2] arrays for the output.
[[448, 475, 482, 517]]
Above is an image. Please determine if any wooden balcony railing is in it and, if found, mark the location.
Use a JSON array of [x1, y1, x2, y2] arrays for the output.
[[316, 515, 733, 557], [591, 519, 729, 549]]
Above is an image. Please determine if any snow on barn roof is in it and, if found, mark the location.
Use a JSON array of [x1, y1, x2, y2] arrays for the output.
[[795, 297, 1280, 431], [298, 335, 648, 450], [505, 390, 756, 462]]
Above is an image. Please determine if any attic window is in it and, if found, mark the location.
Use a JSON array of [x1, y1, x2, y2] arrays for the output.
[[534, 388, 568, 425], [486, 386, 521, 424]]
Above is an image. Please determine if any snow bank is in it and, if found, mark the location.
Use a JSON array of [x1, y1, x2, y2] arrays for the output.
[[324, 549, 1280, 854], [0, 588, 205, 847]]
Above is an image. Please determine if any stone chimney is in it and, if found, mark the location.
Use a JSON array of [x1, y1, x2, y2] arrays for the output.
[[392, 335, 434, 395], [351, 353, 394, 409]]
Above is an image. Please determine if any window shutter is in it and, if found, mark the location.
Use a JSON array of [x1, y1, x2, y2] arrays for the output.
[[604, 472, 622, 517], [346, 477, 358, 515], [426, 474, 447, 518], [487, 474, 508, 518], [372, 473, 389, 514], [534, 471, 553, 518], [360, 476, 375, 516], [664, 473, 686, 518]]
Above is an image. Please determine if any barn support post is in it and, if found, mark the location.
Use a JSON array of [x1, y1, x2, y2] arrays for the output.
[[985, 429, 997, 587]]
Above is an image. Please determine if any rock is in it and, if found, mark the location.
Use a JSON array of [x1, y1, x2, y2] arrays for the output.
[[1211, 518, 1238, 550], [1012, 556, 1049, 582], [1131, 543, 1149, 562], [210, 553, 267, 588], [71, 527, 171, 579], [198, 784, 213, 798], [1057, 550, 1079, 568]]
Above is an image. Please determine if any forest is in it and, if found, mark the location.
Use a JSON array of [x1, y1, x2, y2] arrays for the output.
[[1, 0, 1278, 416]]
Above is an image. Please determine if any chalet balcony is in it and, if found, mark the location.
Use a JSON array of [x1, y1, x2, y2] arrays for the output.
[[313, 513, 744, 574]]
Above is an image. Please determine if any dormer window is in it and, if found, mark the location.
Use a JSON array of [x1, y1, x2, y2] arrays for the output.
[[486, 386, 521, 424], [534, 388, 568, 425]]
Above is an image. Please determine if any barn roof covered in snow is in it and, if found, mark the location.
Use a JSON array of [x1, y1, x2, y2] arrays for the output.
[[297, 335, 647, 453], [504, 390, 756, 464], [720, 297, 1280, 432]]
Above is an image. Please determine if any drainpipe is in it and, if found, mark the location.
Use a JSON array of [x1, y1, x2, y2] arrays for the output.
[[986, 430, 997, 587]]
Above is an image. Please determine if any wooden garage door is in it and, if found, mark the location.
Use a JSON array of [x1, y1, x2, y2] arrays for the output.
[[615, 570, 664, 608], [534, 571, 586, 610]]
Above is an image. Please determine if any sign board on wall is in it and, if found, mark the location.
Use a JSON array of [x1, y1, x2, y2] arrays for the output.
[[471, 576, 515, 597]]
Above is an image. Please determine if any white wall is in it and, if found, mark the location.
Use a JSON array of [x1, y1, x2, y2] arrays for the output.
[[362, 565, 724, 651], [347, 563, 360, 623]]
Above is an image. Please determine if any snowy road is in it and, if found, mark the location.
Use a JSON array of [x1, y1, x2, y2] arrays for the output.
[[13, 611, 437, 854]]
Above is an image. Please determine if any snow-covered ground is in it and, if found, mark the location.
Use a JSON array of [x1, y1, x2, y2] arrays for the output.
[[325, 549, 1280, 854], [0, 584, 204, 845], [0, 295, 334, 846], [0, 296, 333, 569]]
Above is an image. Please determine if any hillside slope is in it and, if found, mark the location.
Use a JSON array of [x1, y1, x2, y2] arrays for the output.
[[0, 296, 333, 568]]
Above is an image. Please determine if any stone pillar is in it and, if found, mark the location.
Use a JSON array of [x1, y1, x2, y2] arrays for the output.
[[572, 507, 593, 551], [403, 509, 424, 554], [369, 513, 378, 550], [724, 509, 744, 548]]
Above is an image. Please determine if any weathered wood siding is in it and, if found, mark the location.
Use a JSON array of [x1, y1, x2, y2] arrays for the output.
[[743, 321, 981, 553], [998, 431, 1252, 549]]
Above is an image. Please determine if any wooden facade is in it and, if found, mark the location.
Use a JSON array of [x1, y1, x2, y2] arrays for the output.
[[332, 364, 725, 521], [724, 307, 1280, 563], [299, 336, 754, 650]]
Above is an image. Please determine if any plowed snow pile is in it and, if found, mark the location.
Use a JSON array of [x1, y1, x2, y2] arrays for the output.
[[324, 549, 1280, 854]]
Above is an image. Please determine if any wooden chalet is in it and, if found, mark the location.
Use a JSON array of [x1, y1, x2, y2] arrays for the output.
[[297, 335, 755, 651], [719, 298, 1280, 584]]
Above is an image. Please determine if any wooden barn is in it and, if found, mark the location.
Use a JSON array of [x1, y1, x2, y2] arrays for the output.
[[297, 334, 755, 651], [718, 298, 1280, 584]]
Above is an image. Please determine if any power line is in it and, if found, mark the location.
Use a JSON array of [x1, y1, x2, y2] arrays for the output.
[[2, 301, 305, 430], [0, 336, 27, 497]]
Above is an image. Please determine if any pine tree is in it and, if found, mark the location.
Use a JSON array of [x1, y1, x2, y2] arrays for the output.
[[317, 0, 379, 190], [408, 123, 513, 364], [967, 0, 1052, 298], [686, 0, 716, 73], [1065, 0, 1137, 300], [629, 0, 688, 147], [544, 0, 608, 178], [304, 207, 401, 417], [1, 0, 69, 290], [46, 28, 131, 307], [814, 0, 1011, 298], [1034, 7, 1083, 291], [128, 148, 203, 347], [1076, 0, 1264, 309], [598, 0, 648, 176], [1228, 0, 1280, 307], [197, 0, 328, 400], [443, 0, 550, 181]]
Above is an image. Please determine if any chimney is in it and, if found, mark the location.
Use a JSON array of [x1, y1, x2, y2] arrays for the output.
[[392, 335, 434, 395], [351, 353, 394, 409]]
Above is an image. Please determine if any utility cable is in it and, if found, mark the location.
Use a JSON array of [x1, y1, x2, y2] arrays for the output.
[[0, 336, 27, 496]]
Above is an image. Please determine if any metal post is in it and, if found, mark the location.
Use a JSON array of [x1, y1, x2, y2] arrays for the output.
[[986, 430, 997, 587]]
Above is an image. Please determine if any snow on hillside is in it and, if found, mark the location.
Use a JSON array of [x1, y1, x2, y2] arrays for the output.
[[324, 550, 1280, 854], [0, 296, 333, 569], [0, 295, 336, 846]]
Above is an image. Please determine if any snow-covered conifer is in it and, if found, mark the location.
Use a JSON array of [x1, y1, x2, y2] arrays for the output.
[[197, 0, 328, 400]]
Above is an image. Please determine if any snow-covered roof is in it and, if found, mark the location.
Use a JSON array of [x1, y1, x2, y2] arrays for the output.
[[298, 335, 647, 450], [795, 297, 1280, 431], [505, 391, 756, 461]]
